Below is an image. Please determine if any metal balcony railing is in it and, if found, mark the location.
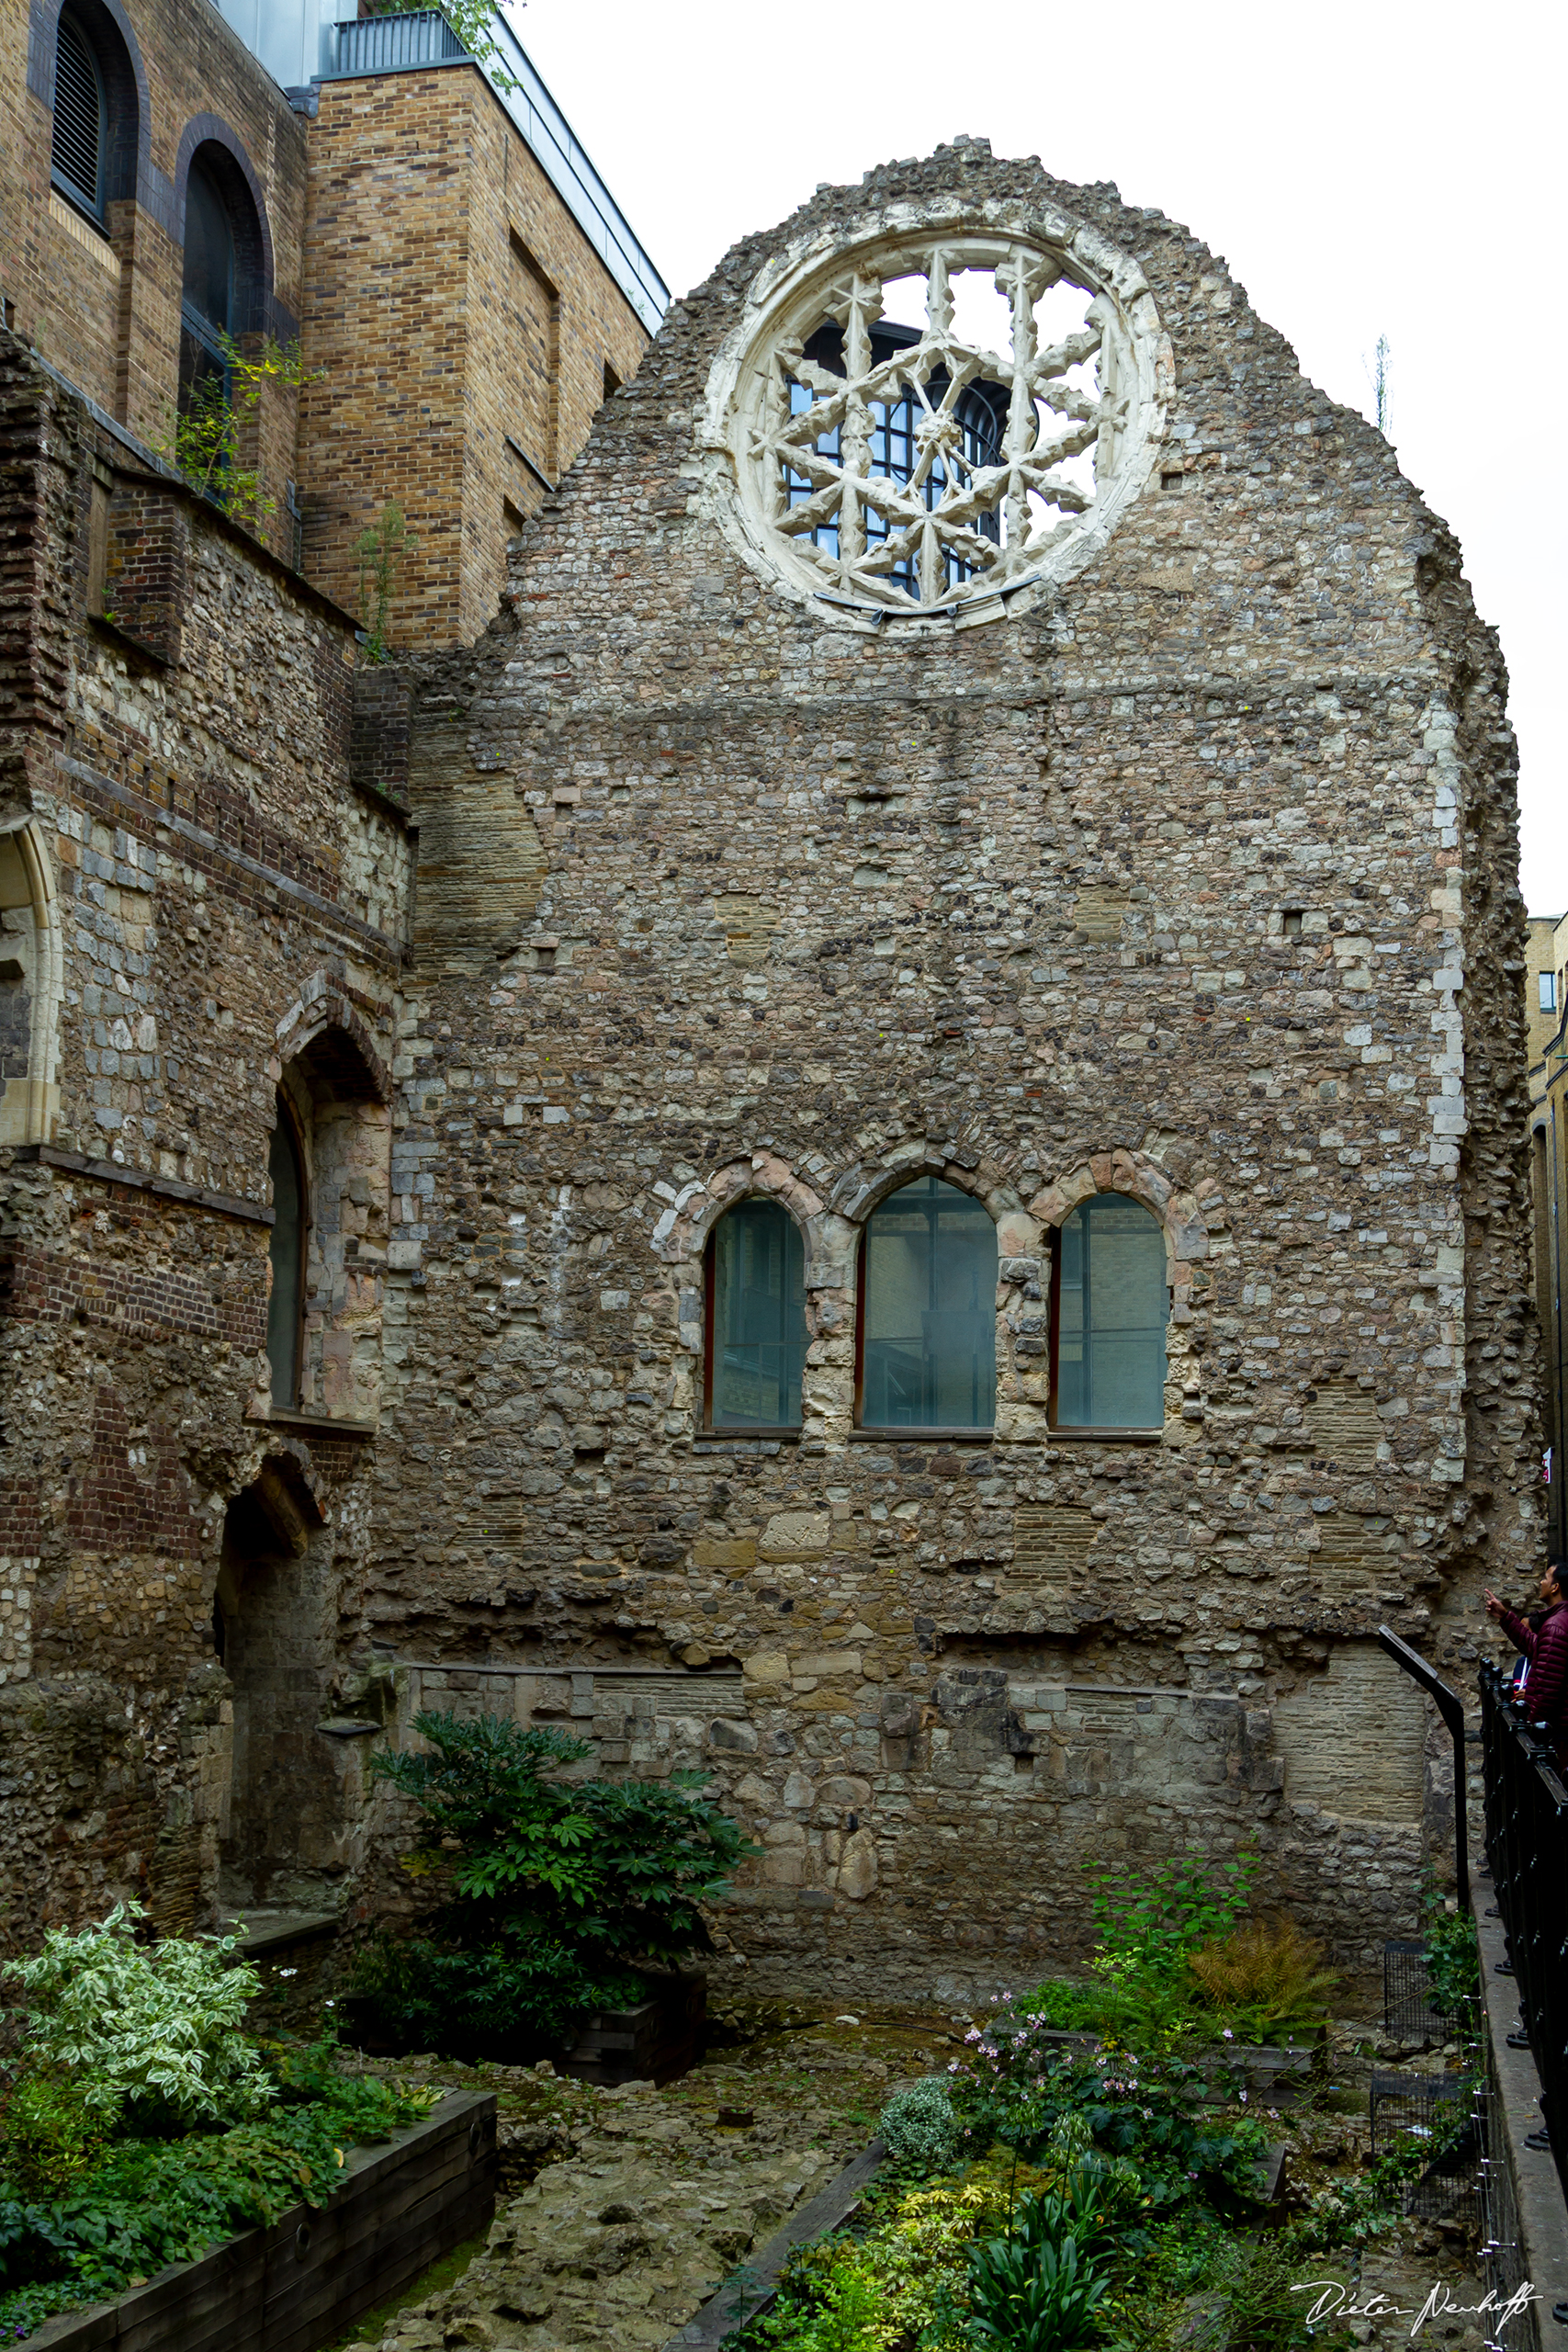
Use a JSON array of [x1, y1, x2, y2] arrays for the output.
[[333, 9, 469, 72], [1479, 1661, 1568, 2218], [322, 10, 669, 336]]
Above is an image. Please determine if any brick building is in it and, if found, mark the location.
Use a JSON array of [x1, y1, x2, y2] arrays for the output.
[[0, 0, 656, 1934], [0, 26, 1545, 1996]]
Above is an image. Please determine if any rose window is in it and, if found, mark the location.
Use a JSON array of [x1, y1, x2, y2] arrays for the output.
[[709, 224, 1168, 623]]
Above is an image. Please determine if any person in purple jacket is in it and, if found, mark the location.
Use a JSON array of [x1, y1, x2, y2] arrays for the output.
[[1486, 1559, 1568, 1765]]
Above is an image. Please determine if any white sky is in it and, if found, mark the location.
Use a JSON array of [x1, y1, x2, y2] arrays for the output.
[[513, 0, 1565, 912]]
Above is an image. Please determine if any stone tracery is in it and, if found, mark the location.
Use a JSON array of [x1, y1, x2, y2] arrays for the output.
[[720, 226, 1166, 617]]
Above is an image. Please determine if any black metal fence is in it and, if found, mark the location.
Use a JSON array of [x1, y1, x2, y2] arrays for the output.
[[1479, 1660, 1568, 2219]]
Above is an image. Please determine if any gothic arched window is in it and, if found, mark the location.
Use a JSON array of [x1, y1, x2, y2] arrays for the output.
[[705, 1199, 807, 1430], [1050, 1194, 1168, 1430], [857, 1177, 997, 1432], [266, 1094, 307, 1408]]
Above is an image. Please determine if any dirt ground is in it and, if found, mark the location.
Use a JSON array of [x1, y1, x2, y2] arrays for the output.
[[335, 2006, 1497, 2352]]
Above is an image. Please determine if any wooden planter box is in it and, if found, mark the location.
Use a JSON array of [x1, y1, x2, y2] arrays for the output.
[[30, 2090, 497, 2352], [562, 1972, 706, 2087]]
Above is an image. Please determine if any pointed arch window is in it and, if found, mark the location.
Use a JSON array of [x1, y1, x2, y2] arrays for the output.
[[51, 13, 107, 220], [857, 1176, 997, 1432], [266, 1093, 307, 1408], [1049, 1193, 1168, 1430], [705, 1199, 807, 1430]]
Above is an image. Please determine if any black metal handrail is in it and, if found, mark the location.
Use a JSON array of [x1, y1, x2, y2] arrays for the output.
[[1479, 1661, 1568, 2218]]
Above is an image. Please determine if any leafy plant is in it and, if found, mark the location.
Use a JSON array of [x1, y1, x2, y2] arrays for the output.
[[961, 2218, 1108, 2352], [357, 1710, 754, 2054], [355, 503, 415, 663], [345, 1929, 643, 2057], [1085, 1846, 1259, 1992], [3, 1904, 273, 2129], [1419, 1876, 1479, 2019], [1187, 1918, 1338, 2037], [0, 2057, 434, 2335], [947, 2018, 1270, 2210], [0, 2075, 106, 2198], [361, 0, 519, 92], [878, 2078, 960, 2173], [152, 335, 319, 535]]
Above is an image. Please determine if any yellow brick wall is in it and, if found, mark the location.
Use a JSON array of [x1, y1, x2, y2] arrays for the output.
[[298, 63, 649, 648]]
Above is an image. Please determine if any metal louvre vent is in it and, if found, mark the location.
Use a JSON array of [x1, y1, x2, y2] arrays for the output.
[[51, 14, 104, 218]]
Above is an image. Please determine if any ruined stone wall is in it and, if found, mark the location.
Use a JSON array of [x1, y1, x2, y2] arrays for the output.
[[0, 335, 413, 1944], [354, 145, 1539, 1996]]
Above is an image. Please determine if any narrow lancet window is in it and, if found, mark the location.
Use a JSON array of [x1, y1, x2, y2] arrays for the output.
[[266, 1098, 305, 1408], [858, 1177, 997, 1430], [1052, 1194, 1168, 1430], [705, 1200, 807, 1429]]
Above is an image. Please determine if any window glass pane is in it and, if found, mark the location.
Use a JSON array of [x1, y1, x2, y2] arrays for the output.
[[1055, 1195, 1167, 1429], [1541, 972, 1556, 1013], [711, 1200, 806, 1427], [862, 1177, 996, 1429], [183, 164, 235, 333], [266, 1111, 302, 1408]]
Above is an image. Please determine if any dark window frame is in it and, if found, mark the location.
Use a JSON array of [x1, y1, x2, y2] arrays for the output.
[[265, 1088, 310, 1410], [51, 9, 107, 222], [700, 1198, 807, 1437], [1045, 1194, 1170, 1438], [852, 1175, 998, 1438]]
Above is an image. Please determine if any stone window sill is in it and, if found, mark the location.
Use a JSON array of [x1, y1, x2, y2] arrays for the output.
[[850, 1427, 994, 1444], [249, 1405, 378, 1441], [696, 1427, 802, 1442], [1048, 1426, 1164, 1445]]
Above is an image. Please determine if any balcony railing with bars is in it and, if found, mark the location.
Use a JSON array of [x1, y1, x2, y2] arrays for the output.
[[1479, 1661, 1568, 2224]]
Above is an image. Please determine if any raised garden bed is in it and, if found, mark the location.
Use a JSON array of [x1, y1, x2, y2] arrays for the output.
[[28, 2089, 496, 2352]]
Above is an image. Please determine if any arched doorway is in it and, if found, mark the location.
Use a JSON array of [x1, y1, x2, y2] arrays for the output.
[[213, 1455, 350, 1914]]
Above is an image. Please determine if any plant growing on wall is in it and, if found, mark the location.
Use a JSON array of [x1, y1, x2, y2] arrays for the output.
[[153, 334, 318, 536], [350, 1709, 755, 2052], [356, 503, 416, 663], [362, 0, 519, 91]]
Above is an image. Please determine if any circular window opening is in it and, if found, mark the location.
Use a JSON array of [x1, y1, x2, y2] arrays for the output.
[[715, 224, 1167, 623]]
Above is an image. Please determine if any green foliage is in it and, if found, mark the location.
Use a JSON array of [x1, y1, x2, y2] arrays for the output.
[[1086, 1846, 1258, 1991], [3, 1904, 272, 2130], [1286, 2079, 1477, 2251], [359, 1710, 754, 2055], [959, 2212, 1108, 2351], [0, 2075, 107, 2199], [0, 2057, 434, 2337], [152, 337, 318, 535], [947, 2018, 1270, 2210], [345, 1929, 643, 2057], [1419, 1876, 1479, 2018], [355, 503, 415, 663], [877, 2079, 961, 2173], [362, 0, 518, 93]]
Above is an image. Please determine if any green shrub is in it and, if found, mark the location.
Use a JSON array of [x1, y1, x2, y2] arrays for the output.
[[0, 2075, 107, 2197], [357, 1710, 754, 2054], [877, 2078, 960, 2172], [2, 1904, 272, 2129], [961, 2219, 1108, 2352], [345, 1929, 644, 2057], [1420, 1875, 1479, 2018], [0, 2052, 434, 2335], [947, 2017, 1269, 2209]]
